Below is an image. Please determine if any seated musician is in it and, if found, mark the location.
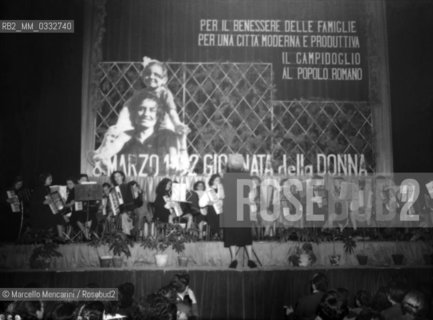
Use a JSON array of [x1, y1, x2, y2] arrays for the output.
[[198, 174, 224, 240], [190, 181, 208, 239], [63, 177, 78, 238], [171, 181, 193, 230], [129, 181, 154, 239], [110, 170, 135, 236], [178, 181, 204, 234], [99, 182, 115, 235], [154, 178, 174, 225]]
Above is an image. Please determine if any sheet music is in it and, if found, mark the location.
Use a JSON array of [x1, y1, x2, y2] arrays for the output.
[[171, 182, 187, 202], [6, 190, 20, 213], [75, 201, 83, 211], [50, 185, 68, 201]]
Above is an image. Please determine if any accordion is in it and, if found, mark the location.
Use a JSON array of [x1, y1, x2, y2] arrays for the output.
[[108, 183, 141, 216], [45, 191, 66, 214], [6, 190, 21, 213]]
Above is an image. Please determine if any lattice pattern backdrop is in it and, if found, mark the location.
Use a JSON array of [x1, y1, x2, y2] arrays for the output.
[[272, 101, 375, 172], [95, 62, 375, 172]]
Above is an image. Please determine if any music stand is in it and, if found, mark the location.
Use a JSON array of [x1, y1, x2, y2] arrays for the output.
[[75, 184, 102, 240]]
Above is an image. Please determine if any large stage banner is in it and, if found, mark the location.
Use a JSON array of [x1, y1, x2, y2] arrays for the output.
[[81, 0, 392, 177]]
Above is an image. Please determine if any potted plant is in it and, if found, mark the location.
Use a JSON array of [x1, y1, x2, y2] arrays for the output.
[[89, 231, 133, 267], [109, 231, 133, 267], [141, 224, 188, 267], [341, 229, 357, 266], [288, 242, 317, 267], [327, 229, 341, 266], [29, 238, 62, 269]]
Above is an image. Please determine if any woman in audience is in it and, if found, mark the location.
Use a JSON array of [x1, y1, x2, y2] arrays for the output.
[[13, 301, 44, 320], [370, 287, 392, 313], [401, 290, 429, 320], [380, 280, 407, 320], [47, 302, 75, 320], [344, 290, 371, 319], [172, 273, 199, 320], [315, 290, 349, 320]]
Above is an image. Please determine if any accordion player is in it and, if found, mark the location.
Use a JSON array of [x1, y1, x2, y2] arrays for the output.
[[109, 181, 143, 216]]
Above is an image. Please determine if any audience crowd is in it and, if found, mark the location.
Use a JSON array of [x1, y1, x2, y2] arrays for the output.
[[284, 273, 432, 320], [0, 273, 431, 320]]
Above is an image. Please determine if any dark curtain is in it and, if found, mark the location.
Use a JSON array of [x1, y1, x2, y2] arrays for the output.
[[0, 0, 84, 185], [1, 268, 431, 320]]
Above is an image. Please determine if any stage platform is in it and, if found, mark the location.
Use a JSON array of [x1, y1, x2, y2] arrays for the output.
[[0, 266, 432, 320], [0, 241, 431, 269]]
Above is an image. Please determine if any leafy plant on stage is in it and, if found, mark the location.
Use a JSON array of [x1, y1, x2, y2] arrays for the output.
[[89, 230, 133, 258], [340, 230, 357, 255], [29, 232, 62, 269], [141, 224, 189, 254], [288, 242, 317, 267]]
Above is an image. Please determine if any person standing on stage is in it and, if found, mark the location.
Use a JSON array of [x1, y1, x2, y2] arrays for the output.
[[221, 154, 257, 269], [2, 176, 32, 241], [30, 173, 65, 241]]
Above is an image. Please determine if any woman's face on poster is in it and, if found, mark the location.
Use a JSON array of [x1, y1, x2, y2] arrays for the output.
[[134, 98, 158, 130]]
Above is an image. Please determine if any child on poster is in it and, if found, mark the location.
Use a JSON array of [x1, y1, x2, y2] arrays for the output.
[[93, 57, 190, 172]]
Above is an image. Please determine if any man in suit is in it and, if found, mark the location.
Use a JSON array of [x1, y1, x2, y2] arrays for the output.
[[285, 272, 329, 320]]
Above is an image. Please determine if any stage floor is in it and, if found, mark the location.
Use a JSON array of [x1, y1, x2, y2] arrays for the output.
[[0, 241, 431, 270]]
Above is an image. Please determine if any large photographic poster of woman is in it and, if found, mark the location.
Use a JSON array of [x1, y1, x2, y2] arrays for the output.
[[82, 0, 392, 177]]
